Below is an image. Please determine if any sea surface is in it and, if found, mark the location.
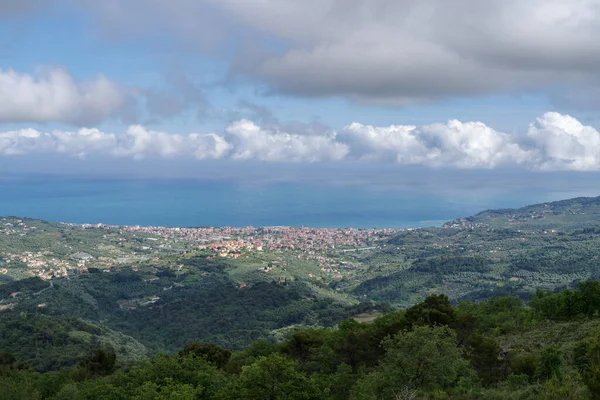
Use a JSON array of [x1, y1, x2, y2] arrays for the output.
[[0, 175, 597, 228]]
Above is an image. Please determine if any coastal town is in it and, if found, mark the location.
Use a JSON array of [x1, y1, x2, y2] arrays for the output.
[[0, 217, 399, 281]]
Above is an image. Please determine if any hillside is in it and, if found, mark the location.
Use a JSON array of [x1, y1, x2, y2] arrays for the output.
[[0, 256, 365, 369], [348, 195, 600, 305], [4, 282, 600, 399], [3, 195, 600, 373], [444, 195, 600, 229]]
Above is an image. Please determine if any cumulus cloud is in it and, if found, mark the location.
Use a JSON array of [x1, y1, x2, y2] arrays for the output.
[[341, 121, 531, 168], [0, 121, 346, 162], [114, 125, 231, 160], [0, 67, 125, 124], [71, 0, 600, 106], [225, 119, 348, 162], [0, 127, 230, 161], [2, 112, 600, 170], [528, 112, 600, 171]]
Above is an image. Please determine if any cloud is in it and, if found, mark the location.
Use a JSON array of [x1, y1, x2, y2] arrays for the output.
[[225, 119, 348, 162], [0, 126, 230, 160], [0, 121, 346, 162], [340, 120, 531, 168], [0, 67, 125, 124], [3, 112, 600, 171], [71, 0, 600, 106], [528, 112, 600, 171], [227, 0, 600, 105], [115, 125, 230, 160]]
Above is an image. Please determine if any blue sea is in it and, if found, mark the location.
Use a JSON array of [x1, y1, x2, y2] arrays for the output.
[[0, 173, 598, 228]]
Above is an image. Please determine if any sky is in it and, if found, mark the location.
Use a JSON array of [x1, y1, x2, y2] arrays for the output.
[[2, 1, 600, 181]]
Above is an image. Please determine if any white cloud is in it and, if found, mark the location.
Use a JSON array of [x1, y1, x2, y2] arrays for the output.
[[0, 67, 125, 124], [0, 126, 228, 160], [528, 112, 600, 171], [114, 125, 230, 160], [225, 119, 349, 162], [341, 120, 531, 168], [51, 128, 118, 158], [2, 112, 600, 171], [418, 120, 532, 169], [0, 128, 53, 155]]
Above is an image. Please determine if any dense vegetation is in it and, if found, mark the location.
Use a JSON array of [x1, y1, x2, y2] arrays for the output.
[[351, 221, 600, 305], [6, 281, 600, 399], [0, 257, 368, 368], [5, 195, 600, 397]]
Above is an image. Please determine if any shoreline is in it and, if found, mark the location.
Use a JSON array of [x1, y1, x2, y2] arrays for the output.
[[2, 215, 446, 231]]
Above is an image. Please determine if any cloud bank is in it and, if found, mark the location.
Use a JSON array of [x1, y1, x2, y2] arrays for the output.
[[2, 112, 600, 171], [71, 0, 600, 106]]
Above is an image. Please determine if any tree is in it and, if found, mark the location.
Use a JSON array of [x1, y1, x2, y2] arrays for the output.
[[322, 363, 356, 400], [0, 352, 16, 367], [465, 333, 505, 385], [352, 326, 477, 399], [179, 342, 231, 369], [282, 330, 324, 369], [530, 289, 562, 320], [220, 353, 320, 400], [536, 345, 562, 381], [80, 347, 116, 376], [403, 294, 455, 328], [225, 341, 279, 374], [577, 281, 600, 317], [132, 379, 200, 399]]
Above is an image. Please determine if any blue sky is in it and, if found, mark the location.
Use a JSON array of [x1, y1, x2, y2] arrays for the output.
[[1, 0, 600, 177]]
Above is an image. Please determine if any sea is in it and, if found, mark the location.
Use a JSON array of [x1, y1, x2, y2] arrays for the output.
[[0, 173, 598, 228]]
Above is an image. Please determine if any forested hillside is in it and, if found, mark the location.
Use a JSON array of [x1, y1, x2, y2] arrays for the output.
[[4, 195, 600, 398], [0, 255, 368, 371], [4, 281, 600, 399]]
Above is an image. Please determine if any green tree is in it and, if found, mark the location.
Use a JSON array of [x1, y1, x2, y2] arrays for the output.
[[282, 330, 324, 369], [132, 379, 200, 399], [80, 347, 117, 377], [220, 353, 320, 400], [465, 333, 505, 385], [577, 281, 600, 317], [0, 372, 41, 400], [403, 294, 455, 328], [332, 319, 372, 372], [322, 363, 356, 400], [0, 352, 16, 367], [536, 345, 562, 381], [509, 351, 537, 380], [179, 342, 231, 369], [225, 340, 279, 374], [351, 326, 477, 399], [530, 289, 562, 320]]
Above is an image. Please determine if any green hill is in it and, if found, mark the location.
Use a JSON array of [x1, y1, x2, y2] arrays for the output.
[[4, 282, 600, 399], [444, 195, 600, 229], [5, 194, 600, 381]]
